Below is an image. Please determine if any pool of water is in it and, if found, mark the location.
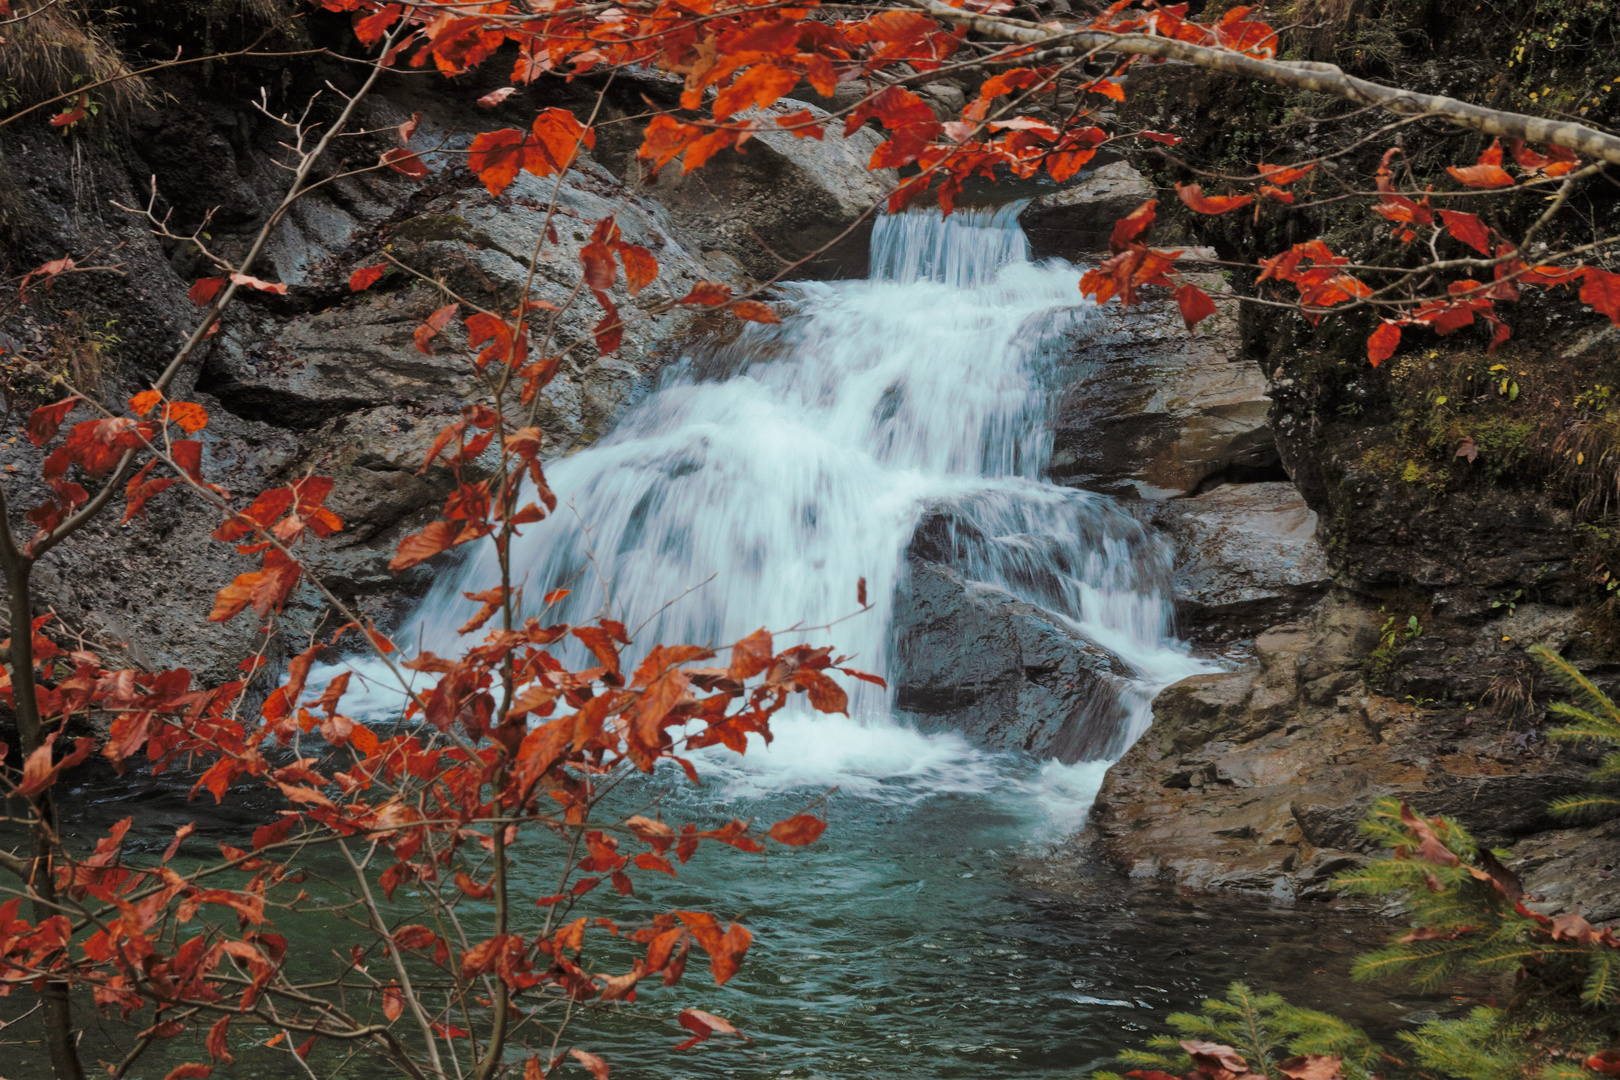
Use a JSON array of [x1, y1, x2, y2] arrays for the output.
[[9, 714, 1434, 1080]]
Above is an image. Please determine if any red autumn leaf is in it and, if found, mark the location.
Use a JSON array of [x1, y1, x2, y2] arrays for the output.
[[390, 520, 458, 571], [162, 1067, 213, 1080], [728, 300, 780, 324], [1367, 320, 1401, 366], [415, 303, 460, 354], [1173, 284, 1218, 332], [1177, 183, 1255, 215], [1137, 130, 1181, 145], [1438, 210, 1491, 255], [581, 241, 616, 291], [27, 397, 79, 447], [17, 734, 94, 797], [1586, 1050, 1620, 1076], [49, 94, 89, 127], [1258, 162, 1316, 185], [674, 1008, 745, 1051], [381, 147, 429, 179], [350, 264, 387, 291], [1083, 77, 1125, 101], [714, 63, 800, 120], [189, 277, 226, 306], [353, 3, 399, 44], [1581, 267, 1620, 325], [1109, 201, 1156, 251], [468, 128, 529, 194], [164, 401, 209, 433], [593, 291, 623, 354], [680, 281, 733, 306], [615, 244, 658, 296], [1278, 1055, 1344, 1080], [767, 814, 827, 845], [569, 1049, 610, 1080], [18, 256, 75, 295], [1447, 138, 1515, 188], [206, 1015, 234, 1065], [383, 984, 405, 1022], [477, 87, 517, 108]]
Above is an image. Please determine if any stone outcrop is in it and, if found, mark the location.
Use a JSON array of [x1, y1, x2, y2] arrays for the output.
[[1148, 482, 1330, 641], [1090, 594, 1604, 903], [890, 557, 1137, 763], [1020, 161, 1154, 259], [0, 60, 892, 684]]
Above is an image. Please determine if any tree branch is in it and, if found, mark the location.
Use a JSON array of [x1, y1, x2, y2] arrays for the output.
[[906, 0, 1620, 167]]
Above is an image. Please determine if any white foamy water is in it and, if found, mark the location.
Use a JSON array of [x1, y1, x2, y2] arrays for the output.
[[330, 204, 1207, 826]]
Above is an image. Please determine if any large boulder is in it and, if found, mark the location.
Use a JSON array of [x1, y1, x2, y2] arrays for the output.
[[889, 557, 1137, 762], [592, 91, 891, 280], [1048, 269, 1276, 500], [1148, 481, 1331, 641], [1020, 161, 1154, 259]]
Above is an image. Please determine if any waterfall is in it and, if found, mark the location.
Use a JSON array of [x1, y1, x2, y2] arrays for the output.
[[369, 204, 1202, 774]]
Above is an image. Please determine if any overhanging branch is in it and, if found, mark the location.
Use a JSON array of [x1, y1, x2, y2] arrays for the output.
[[908, 0, 1620, 168]]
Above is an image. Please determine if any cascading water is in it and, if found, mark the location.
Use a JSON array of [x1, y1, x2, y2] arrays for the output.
[[397, 203, 1204, 770], [89, 206, 1388, 1080]]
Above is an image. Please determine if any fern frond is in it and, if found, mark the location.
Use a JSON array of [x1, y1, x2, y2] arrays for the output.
[[1544, 710, 1620, 742], [1531, 645, 1620, 726], [1547, 792, 1620, 821], [1583, 949, 1620, 1007], [1591, 752, 1620, 780]]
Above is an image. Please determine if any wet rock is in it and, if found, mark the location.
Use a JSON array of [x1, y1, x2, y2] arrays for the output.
[[1049, 271, 1276, 500], [1090, 593, 1601, 900], [598, 96, 890, 281], [1020, 161, 1154, 258], [889, 557, 1136, 762], [1148, 482, 1331, 641]]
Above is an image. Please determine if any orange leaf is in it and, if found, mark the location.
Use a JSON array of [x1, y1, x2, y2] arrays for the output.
[[1257, 162, 1316, 186], [767, 814, 827, 845], [614, 244, 657, 296], [569, 1049, 610, 1080], [350, 264, 387, 291], [415, 303, 460, 354], [1108, 201, 1156, 251], [1581, 267, 1620, 325], [229, 272, 288, 295], [1173, 284, 1218, 332], [1366, 320, 1401, 366], [188, 277, 226, 306], [680, 281, 732, 306], [206, 1015, 234, 1065], [381, 147, 429, 179], [162, 1067, 213, 1080], [1438, 210, 1491, 255], [713, 64, 799, 120], [1177, 183, 1255, 215], [390, 520, 457, 571], [728, 300, 780, 324], [27, 397, 79, 447], [1447, 139, 1515, 188]]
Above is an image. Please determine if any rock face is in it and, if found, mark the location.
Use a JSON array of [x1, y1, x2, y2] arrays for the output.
[[1049, 266, 1276, 500], [890, 557, 1137, 763], [602, 95, 891, 281], [0, 62, 891, 684], [1148, 482, 1330, 641], [1090, 595, 1602, 901], [1020, 161, 1154, 259]]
